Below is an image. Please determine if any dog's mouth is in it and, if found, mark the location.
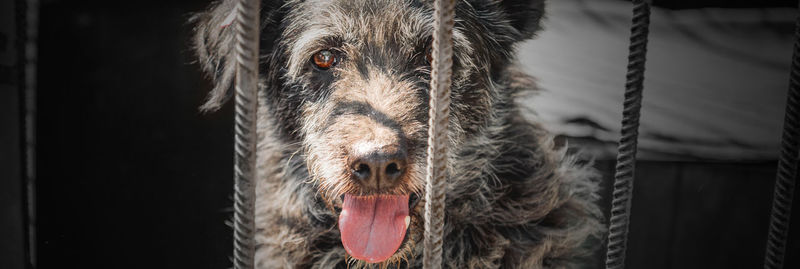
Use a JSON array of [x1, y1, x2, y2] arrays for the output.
[[337, 193, 420, 263]]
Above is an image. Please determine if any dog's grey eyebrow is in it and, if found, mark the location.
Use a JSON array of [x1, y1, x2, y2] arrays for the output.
[[287, 27, 335, 78]]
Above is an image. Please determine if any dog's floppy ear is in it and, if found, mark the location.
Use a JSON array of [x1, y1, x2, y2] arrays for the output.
[[191, 0, 284, 112], [497, 0, 546, 40]]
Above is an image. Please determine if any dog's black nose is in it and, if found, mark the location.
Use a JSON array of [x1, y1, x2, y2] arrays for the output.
[[349, 147, 407, 189]]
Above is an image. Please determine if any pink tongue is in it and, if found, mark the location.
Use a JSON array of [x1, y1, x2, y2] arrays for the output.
[[338, 194, 409, 263]]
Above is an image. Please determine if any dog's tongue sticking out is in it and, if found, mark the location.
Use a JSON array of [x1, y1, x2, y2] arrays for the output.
[[339, 194, 409, 263]]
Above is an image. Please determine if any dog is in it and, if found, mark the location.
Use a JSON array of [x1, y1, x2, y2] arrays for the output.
[[192, 0, 604, 267]]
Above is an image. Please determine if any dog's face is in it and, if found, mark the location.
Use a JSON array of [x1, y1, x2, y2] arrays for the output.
[[194, 0, 544, 265]]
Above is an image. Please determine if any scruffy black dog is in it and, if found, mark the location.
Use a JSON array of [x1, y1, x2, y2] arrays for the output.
[[192, 0, 603, 267]]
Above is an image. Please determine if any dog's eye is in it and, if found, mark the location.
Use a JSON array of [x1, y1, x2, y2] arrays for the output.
[[312, 50, 337, 70], [426, 46, 433, 63]]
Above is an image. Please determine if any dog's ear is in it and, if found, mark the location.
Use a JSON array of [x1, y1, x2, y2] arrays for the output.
[[191, 0, 238, 112], [191, 0, 284, 112], [497, 0, 546, 40]]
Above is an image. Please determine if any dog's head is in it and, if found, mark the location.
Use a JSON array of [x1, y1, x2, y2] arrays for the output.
[[193, 0, 544, 265]]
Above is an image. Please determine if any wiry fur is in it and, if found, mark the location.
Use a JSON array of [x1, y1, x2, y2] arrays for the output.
[[192, 0, 604, 268]]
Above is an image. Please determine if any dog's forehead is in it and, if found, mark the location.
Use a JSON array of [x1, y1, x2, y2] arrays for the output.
[[294, 0, 432, 40], [282, 0, 474, 79], [282, 0, 434, 77]]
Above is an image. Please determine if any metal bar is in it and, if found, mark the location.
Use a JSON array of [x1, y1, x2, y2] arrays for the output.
[[17, 0, 40, 267], [604, 1, 652, 269], [422, 0, 455, 268], [232, 0, 260, 268], [763, 2, 800, 269]]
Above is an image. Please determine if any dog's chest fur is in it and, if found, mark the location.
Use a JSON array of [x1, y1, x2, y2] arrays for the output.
[[251, 78, 603, 268]]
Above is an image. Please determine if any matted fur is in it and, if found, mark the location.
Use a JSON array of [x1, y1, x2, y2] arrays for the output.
[[192, 0, 604, 268]]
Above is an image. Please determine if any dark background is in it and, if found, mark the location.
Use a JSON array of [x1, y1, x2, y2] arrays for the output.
[[1, 0, 799, 268], [33, 1, 234, 268]]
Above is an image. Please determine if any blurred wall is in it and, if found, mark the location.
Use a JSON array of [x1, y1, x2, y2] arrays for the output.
[[652, 0, 794, 9], [591, 161, 800, 269]]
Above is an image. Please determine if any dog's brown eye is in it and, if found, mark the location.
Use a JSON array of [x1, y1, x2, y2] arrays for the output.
[[312, 50, 336, 70]]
